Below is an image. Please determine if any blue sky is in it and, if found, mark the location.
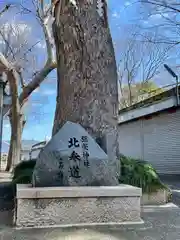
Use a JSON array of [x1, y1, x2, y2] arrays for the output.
[[1, 0, 179, 141]]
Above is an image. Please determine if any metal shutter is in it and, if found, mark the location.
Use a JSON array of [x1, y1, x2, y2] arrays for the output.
[[143, 109, 180, 174], [118, 119, 143, 159]]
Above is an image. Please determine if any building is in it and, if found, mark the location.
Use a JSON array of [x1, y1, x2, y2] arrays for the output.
[[118, 86, 180, 175], [20, 140, 42, 161], [2, 140, 47, 161]]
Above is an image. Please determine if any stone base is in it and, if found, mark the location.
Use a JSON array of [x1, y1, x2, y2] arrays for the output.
[[15, 184, 142, 228], [142, 189, 171, 205]]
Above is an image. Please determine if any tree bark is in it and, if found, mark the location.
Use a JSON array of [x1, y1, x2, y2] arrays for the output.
[[6, 111, 23, 171], [53, 0, 118, 134], [52, 0, 120, 175], [5, 70, 22, 171]]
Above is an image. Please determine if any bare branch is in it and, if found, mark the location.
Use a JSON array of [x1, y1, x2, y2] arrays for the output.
[[0, 29, 16, 60], [18, 70, 25, 89], [118, 31, 168, 108], [40, 0, 45, 18], [0, 53, 12, 71], [0, 4, 12, 17], [26, 0, 56, 64], [42, 16, 56, 64], [19, 61, 57, 105], [141, 0, 180, 13], [20, 41, 41, 61], [138, 0, 180, 48]]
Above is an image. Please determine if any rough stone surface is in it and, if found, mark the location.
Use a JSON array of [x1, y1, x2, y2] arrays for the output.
[[142, 189, 170, 205], [32, 121, 119, 187], [16, 196, 141, 228]]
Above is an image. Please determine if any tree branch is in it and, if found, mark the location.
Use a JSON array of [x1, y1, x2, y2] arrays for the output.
[[0, 53, 12, 71], [19, 61, 57, 105], [31, 1, 56, 64], [18, 71, 25, 89], [40, 0, 45, 17], [0, 1, 57, 109], [0, 29, 16, 60], [141, 0, 180, 13], [0, 4, 12, 17], [43, 16, 56, 64]]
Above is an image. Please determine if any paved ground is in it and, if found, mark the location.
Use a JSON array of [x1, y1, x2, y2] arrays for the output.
[[0, 173, 179, 239], [0, 204, 180, 239], [0, 172, 14, 212], [160, 175, 180, 206], [0, 172, 12, 183]]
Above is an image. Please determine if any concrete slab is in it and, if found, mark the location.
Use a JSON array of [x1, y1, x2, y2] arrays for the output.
[[16, 184, 142, 199]]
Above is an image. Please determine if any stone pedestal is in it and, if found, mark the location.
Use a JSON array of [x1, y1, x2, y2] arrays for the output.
[[15, 184, 143, 228]]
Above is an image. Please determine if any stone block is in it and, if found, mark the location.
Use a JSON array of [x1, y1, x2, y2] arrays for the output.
[[15, 184, 142, 228]]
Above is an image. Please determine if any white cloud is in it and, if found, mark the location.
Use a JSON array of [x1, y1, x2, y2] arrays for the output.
[[36, 41, 46, 49], [163, 13, 169, 18], [31, 102, 43, 107], [0, 22, 32, 51], [112, 11, 120, 18], [2, 22, 31, 36], [34, 88, 40, 93], [45, 135, 51, 141], [150, 14, 162, 20], [4, 123, 10, 128], [142, 20, 150, 25], [0, 39, 4, 45], [124, 1, 131, 6], [0, 22, 31, 48], [42, 89, 56, 95]]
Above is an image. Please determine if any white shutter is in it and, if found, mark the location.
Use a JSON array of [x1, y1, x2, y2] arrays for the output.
[[118, 119, 142, 159], [143, 109, 180, 174]]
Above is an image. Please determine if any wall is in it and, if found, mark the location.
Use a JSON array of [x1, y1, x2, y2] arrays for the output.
[[118, 108, 180, 174]]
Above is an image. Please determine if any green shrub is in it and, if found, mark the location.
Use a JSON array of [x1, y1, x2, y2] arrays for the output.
[[11, 155, 168, 195], [12, 159, 36, 184], [119, 154, 168, 193]]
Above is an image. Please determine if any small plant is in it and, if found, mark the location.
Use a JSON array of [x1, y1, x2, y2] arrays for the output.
[[12, 159, 36, 185], [119, 154, 168, 193]]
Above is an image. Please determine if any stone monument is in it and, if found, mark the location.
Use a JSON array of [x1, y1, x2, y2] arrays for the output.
[[16, 122, 142, 228], [32, 121, 119, 187]]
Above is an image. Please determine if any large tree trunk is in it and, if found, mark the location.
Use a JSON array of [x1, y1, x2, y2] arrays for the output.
[[6, 112, 23, 171], [6, 71, 23, 171], [52, 0, 120, 175], [6, 108, 26, 171]]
